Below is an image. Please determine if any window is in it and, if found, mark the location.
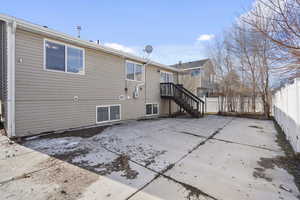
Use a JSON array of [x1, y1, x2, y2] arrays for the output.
[[146, 104, 152, 115], [126, 62, 135, 80], [191, 69, 201, 77], [45, 40, 84, 74], [146, 103, 159, 115], [67, 46, 84, 74], [96, 105, 121, 123], [135, 64, 143, 81], [97, 107, 109, 122], [153, 104, 158, 114], [160, 71, 173, 83], [126, 61, 144, 81], [45, 41, 65, 71], [110, 105, 121, 121]]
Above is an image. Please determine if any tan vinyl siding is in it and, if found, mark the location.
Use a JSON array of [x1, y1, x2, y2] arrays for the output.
[[178, 61, 215, 97], [145, 65, 161, 102], [145, 66, 178, 115], [14, 29, 176, 137]]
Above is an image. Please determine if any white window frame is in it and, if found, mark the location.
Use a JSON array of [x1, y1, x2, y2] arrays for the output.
[[96, 104, 121, 123], [145, 103, 159, 116], [43, 38, 85, 75], [160, 71, 174, 83], [125, 60, 144, 82]]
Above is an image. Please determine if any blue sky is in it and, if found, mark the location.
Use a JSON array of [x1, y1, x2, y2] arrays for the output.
[[2, 0, 254, 65]]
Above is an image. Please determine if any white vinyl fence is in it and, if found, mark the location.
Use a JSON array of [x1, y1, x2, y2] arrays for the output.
[[273, 78, 300, 153], [204, 97, 219, 113], [203, 96, 264, 113]]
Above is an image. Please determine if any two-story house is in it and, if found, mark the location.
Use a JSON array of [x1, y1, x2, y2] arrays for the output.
[[171, 59, 216, 97]]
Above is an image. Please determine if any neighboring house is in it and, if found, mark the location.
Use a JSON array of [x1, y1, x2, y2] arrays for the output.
[[171, 59, 216, 97], [0, 14, 204, 138]]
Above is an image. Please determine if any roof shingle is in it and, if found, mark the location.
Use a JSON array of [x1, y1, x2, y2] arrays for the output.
[[170, 59, 210, 70]]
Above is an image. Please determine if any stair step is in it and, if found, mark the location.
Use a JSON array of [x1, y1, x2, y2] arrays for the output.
[[160, 83, 205, 118]]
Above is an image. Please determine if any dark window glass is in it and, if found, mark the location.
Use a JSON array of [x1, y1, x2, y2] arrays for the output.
[[191, 69, 200, 77], [110, 106, 120, 120], [153, 104, 158, 114], [126, 62, 134, 80], [160, 72, 173, 83], [166, 73, 173, 82], [97, 107, 109, 122], [45, 41, 65, 71], [67, 47, 83, 74], [160, 72, 166, 83], [146, 104, 152, 115], [135, 64, 143, 81]]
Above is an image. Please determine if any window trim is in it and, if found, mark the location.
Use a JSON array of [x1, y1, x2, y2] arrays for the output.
[[43, 38, 85, 75], [145, 103, 159, 116], [125, 60, 144, 82], [96, 104, 122, 123]]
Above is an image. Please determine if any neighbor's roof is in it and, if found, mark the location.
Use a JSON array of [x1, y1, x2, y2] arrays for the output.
[[170, 59, 210, 70], [0, 14, 179, 72]]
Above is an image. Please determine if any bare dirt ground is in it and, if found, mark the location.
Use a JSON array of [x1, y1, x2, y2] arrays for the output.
[[0, 115, 299, 200]]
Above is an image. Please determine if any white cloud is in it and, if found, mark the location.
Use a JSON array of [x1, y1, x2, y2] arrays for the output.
[[197, 34, 215, 41], [103, 42, 136, 54]]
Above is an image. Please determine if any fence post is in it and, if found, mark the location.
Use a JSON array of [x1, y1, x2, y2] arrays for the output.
[[204, 96, 207, 113], [218, 96, 220, 113]]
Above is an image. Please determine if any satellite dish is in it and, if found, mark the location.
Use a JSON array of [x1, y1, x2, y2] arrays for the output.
[[144, 45, 153, 54]]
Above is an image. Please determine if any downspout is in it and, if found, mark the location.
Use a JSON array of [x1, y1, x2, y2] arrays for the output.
[[6, 20, 16, 137], [142, 59, 152, 106], [1, 21, 4, 110], [144, 64, 146, 106]]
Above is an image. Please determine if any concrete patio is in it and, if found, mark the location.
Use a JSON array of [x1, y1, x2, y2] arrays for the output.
[[0, 115, 298, 200]]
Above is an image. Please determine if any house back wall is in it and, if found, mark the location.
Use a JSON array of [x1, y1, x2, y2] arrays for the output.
[[15, 29, 176, 137]]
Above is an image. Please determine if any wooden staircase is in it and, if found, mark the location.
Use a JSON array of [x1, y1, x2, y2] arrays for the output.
[[160, 83, 205, 118]]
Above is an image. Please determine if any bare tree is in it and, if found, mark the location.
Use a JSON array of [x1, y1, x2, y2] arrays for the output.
[[252, 30, 275, 117], [242, 0, 300, 75], [226, 23, 261, 112], [205, 0, 300, 117], [207, 36, 243, 112], [208, 19, 275, 117]]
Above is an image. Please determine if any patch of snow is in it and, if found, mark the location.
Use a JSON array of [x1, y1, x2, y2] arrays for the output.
[[24, 116, 232, 173], [24, 137, 83, 155]]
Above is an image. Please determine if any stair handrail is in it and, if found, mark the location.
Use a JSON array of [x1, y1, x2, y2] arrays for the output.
[[173, 84, 201, 103], [176, 84, 205, 104], [160, 82, 201, 104], [160, 82, 199, 103], [176, 85, 205, 115], [161, 82, 199, 108]]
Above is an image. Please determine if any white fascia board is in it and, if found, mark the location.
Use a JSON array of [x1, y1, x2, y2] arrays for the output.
[[6, 19, 16, 137], [181, 66, 204, 71], [0, 14, 179, 73]]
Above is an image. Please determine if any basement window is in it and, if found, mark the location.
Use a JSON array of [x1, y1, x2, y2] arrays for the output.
[[96, 105, 121, 123], [44, 39, 85, 74], [146, 103, 159, 115], [126, 60, 144, 81]]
